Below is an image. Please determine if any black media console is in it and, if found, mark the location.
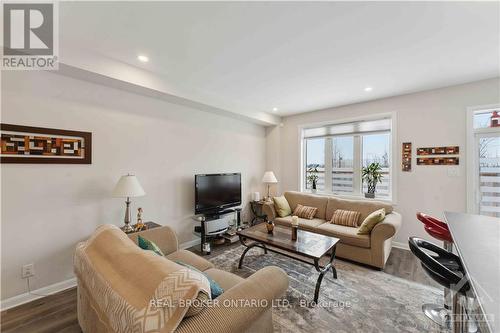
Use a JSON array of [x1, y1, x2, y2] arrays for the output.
[[194, 208, 241, 255]]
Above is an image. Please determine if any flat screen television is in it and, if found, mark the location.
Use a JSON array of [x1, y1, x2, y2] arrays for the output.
[[195, 173, 241, 214]]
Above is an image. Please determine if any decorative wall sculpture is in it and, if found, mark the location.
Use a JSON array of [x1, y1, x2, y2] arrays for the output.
[[416, 145, 460, 166], [0, 124, 91, 164], [416, 146, 459, 156], [417, 157, 459, 166], [402, 142, 412, 172]]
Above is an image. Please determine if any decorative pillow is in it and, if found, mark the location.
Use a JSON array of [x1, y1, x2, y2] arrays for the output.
[[330, 209, 361, 227], [357, 208, 386, 235], [273, 196, 292, 217], [138, 235, 165, 256], [293, 204, 318, 220], [176, 261, 224, 299]]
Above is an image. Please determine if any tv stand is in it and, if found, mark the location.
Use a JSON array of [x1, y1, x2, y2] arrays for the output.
[[193, 208, 241, 255]]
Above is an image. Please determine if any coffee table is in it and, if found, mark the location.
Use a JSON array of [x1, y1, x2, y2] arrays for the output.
[[237, 223, 339, 303]]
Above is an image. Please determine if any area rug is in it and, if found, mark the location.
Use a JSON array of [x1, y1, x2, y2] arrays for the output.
[[208, 245, 443, 333]]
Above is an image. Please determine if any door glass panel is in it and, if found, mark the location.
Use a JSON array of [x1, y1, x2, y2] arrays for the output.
[[474, 109, 500, 129], [479, 136, 500, 217]]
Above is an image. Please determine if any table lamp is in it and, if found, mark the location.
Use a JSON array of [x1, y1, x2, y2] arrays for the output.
[[262, 171, 278, 202], [113, 174, 145, 232]]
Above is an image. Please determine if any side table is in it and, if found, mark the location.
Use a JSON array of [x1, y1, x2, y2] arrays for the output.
[[122, 221, 162, 234], [250, 200, 269, 226]]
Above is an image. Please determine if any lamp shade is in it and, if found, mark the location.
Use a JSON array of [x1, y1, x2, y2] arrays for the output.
[[112, 174, 146, 198], [262, 171, 278, 184]]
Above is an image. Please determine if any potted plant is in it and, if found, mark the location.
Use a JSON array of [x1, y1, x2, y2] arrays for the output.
[[307, 165, 320, 193], [362, 162, 383, 198]]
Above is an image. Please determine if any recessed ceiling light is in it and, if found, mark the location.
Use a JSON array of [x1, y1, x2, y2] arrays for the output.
[[137, 55, 149, 63], [272, 107, 278, 112], [364, 87, 373, 92]]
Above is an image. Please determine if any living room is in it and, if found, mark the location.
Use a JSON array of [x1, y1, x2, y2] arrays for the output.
[[1, 2, 499, 333]]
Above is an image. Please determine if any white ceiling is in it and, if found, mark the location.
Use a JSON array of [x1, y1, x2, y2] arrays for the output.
[[59, 2, 499, 117]]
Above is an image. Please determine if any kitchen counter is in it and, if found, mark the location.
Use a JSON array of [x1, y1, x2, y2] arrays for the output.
[[444, 211, 500, 333]]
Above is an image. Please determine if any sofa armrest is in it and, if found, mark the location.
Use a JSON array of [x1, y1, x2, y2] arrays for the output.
[[371, 212, 401, 244], [369, 212, 402, 269], [175, 266, 288, 333], [166, 249, 215, 272], [128, 226, 179, 255], [262, 202, 277, 221]]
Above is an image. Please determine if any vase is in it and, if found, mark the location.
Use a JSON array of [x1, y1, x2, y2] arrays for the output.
[[266, 221, 274, 234], [365, 192, 375, 199]]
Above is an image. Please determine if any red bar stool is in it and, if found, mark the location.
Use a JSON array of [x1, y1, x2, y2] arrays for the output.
[[416, 212, 453, 252], [416, 212, 455, 328]]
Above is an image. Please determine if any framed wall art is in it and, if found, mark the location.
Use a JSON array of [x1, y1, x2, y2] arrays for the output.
[[402, 142, 412, 172], [0, 123, 92, 164], [417, 157, 459, 166], [416, 146, 459, 156]]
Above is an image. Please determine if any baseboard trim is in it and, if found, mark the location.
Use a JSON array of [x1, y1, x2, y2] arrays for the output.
[[1, 277, 77, 311], [392, 241, 410, 251], [180, 238, 201, 250]]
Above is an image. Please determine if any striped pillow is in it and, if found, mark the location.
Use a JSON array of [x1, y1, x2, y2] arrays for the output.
[[292, 204, 318, 220], [331, 209, 361, 227]]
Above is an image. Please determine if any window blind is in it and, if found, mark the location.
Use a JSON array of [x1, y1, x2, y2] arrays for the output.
[[303, 118, 391, 139]]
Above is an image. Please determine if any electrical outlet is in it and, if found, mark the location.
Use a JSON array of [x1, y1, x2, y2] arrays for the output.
[[22, 264, 35, 279]]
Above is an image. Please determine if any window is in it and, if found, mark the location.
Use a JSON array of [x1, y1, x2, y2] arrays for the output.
[[362, 133, 391, 198], [468, 106, 500, 217], [304, 138, 325, 191], [302, 116, 392, 199], [332, 136, 354, 194]]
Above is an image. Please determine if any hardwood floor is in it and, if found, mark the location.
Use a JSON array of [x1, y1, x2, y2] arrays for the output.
[[384, 246, 438, 287], [0, 246, 432, 333], [0, 287, 80, 333]]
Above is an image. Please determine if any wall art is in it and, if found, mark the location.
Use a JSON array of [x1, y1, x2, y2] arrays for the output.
[[417, 157, 459, 166], [402, 142, 412, 172], [0, 124, 91, 164], [416, 146, 459, 156]]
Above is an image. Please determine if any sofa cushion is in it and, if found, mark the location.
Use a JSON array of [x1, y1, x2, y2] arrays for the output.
[[273, 196, 292, 217], [284, 191, 328, 219], [316, 223, 371, 248], [292, 204, 318, 220], [358, 208, 386, 235], [325, 196, 393, 223], [166, 249, 215, 272], [204, 268, 244, 291], [330, 209, 361, 227], [138, 235, 165, 256], [274, 216, 326, 231]]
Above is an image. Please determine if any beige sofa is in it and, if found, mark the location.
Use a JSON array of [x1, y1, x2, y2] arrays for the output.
[[263, 191, 402, 269], [75, 225, 288, 333]]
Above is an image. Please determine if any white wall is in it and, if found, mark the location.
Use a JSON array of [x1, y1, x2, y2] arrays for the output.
[[266, 78, 500, 246], [1, 71, 266, 301]]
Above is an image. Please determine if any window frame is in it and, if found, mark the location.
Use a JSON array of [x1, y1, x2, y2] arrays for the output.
[[298, 112, 397, 203], [466, 104, 500, 214]]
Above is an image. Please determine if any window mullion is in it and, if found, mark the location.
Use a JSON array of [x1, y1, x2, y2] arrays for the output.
[[303, 138, 307, 191], [353, 135, 362, 195], [324, 138, 333, 192]]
